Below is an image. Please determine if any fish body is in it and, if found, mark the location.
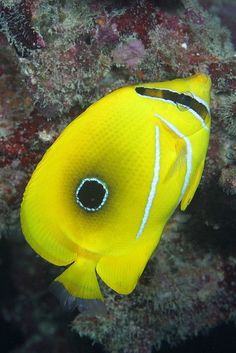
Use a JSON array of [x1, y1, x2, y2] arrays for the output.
[[21, 73, 211, 300]]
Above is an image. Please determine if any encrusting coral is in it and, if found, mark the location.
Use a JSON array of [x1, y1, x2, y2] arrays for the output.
[[0, 0, 235, 352]]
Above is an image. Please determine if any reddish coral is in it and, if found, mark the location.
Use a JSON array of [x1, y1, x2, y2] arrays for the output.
[[110, 1, 156, 46], [209, 61, 236, 91], [0, 0, 45, 57], [0, 112, 53, 168]]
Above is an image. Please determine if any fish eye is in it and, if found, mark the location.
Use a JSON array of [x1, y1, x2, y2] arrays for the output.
[[176, 92, 194, 111], [75, 178, 108, 212]]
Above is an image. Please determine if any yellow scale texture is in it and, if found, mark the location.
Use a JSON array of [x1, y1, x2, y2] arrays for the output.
[[21, 73, 211, 300]]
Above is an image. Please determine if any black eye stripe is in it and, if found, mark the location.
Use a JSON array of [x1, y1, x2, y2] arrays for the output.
[[135, 87, 209, 121], [75, 178, 108, 212]]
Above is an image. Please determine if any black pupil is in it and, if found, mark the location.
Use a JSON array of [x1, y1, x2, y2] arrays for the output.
[[77, 180, 106, 210], [178, 93, 191, 106]]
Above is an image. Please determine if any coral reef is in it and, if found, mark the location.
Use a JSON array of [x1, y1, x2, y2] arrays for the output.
[[0, 0, 235, 352], [199, 0, 236, 48], [0, 0, 45, 57]]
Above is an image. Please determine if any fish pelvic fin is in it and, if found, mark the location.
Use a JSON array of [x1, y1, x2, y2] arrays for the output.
[[54, 257, 103, 300], [181, 158, 205, 211]]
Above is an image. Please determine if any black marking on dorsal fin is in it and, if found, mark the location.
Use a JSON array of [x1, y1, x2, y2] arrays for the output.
[[135, 87, 209, 121]]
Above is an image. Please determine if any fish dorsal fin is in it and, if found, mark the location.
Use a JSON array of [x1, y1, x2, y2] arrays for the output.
[[180, 158, 205, 211], [55, 257, 103, 300]]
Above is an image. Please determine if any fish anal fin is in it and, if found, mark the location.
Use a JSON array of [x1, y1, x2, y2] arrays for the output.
[[96, 245, 152, 295], [55, 258, 103, 300], [181, 158, 205, 211]]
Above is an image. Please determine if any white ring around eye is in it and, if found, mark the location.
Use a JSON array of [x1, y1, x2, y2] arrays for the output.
[[75, 177, 109, 212]]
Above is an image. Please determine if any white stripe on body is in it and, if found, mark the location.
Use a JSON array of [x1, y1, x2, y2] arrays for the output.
[[135, 126, 161, 240], [155, 113, 192, 202]]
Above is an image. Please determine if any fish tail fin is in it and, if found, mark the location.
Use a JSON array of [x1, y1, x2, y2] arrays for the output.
[[50, 281, 106, 315], [54, 257, 103, 300]]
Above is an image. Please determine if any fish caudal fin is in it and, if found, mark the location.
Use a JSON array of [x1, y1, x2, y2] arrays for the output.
[[50, 281, 106, 315], [54, 257, 103, 300]]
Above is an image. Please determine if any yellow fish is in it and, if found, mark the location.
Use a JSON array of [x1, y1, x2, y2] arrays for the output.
[[20, 73, 211, 302]]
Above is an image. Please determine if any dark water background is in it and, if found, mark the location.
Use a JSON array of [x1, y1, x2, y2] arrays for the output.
[[0, 239, 235, 353]]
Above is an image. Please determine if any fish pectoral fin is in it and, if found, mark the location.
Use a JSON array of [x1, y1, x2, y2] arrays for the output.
[[96, 246, 151, 295], [181, 158, 205, 211], [54, 257, 103, 300], [164, 139, 186, 183]]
